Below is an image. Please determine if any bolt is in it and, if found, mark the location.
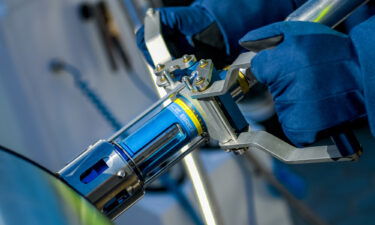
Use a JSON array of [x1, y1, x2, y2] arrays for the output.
[[199, 59, 208, 68], [155, 64, 165, 72], [183, 54, 192, 63], [195, 76, 203, 82], [117, 170, 126, 178], [194, 75, 205, 85]]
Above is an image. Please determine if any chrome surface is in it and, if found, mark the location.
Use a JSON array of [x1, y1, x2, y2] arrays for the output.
[[59, 140, 144, 220], [286, 0, 370, 27], [144, 9, 172, 64], [221, 131, 359, 164]]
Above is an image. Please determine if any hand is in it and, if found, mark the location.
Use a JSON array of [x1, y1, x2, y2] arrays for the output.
[[136, 0, 301, 68], [239, 21, 366, 146], [136, 5, 226, 67]]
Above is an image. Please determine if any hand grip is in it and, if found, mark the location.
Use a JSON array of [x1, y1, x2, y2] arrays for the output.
[[242, 0, 366, 160]]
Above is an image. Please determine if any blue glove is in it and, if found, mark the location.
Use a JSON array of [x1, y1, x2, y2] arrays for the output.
[[136, 0, 303, 68], [351, 16, 375, 138], [136, 5, 219, 67], [341, 3, 375, 32], [239, 21, 367, 146]]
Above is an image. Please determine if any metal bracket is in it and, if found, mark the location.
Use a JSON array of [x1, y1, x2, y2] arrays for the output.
[[144, 9, 172, 65], [220, 131, 359, 164], [153, 55, 197, 89], [191, 59, 214, 92], [191, 52, 257, 99]]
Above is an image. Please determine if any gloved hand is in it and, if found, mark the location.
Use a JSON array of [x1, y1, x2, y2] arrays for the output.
[[136, 0, 304, 68], [239, 21, 367, 146], [136, 5, 223, 67]]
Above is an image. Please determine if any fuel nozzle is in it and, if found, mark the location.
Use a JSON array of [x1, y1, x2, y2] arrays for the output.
[[58, 92, 206, 219]]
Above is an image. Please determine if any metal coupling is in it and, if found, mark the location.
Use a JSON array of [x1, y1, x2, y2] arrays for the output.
[[58, 140, 144, 220]]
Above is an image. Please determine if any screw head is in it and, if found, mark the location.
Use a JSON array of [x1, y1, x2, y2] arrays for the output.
[[194, 76, 205, 85], [155, 64, 165, 72], [117, 170, 126, 178], [199, 59, 208, 68], [183, 54, 192, 63]]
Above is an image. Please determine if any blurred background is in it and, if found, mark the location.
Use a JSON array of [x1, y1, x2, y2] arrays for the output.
[[0, 0, 374, 225]]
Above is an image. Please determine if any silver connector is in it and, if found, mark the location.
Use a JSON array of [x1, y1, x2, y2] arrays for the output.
[[58, 140, 144, 220]]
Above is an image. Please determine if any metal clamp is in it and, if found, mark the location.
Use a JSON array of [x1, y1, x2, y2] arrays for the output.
[[190, 52, 257, 99]]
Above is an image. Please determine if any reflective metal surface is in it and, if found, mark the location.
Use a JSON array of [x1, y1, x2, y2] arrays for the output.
[[198, 98, 237, 144], [287, 0, 370, 27], [221, 131, 360, 164], [182, 151, 224, 225], [0, 146, 112, 225], [144, 9, 224, 225], [190, 52, 257, 99], [144, 9, 172, 65], [59, 140, 144, 220]]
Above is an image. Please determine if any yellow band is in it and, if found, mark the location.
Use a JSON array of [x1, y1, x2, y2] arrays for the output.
[[174, 98, 203, 135]]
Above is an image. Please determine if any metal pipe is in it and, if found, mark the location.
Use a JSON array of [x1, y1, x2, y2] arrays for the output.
[[182, 151, 224, 225], [287, 0, 370, 27]]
